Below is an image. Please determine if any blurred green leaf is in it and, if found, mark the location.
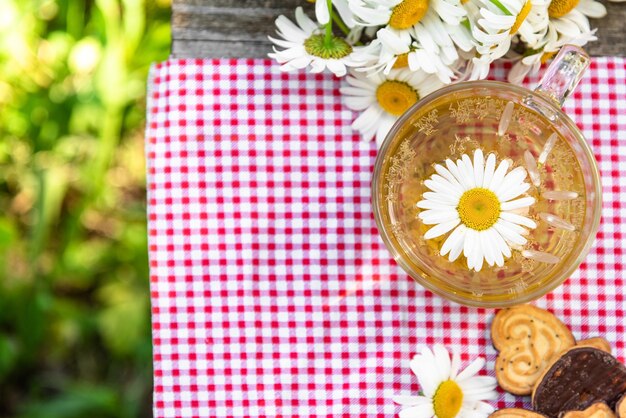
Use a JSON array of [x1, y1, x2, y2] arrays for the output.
[[98, 281, 149, 355], [20, 385, 119, 418], [0, 218, 17, 248], [0, 334, 18, 378]]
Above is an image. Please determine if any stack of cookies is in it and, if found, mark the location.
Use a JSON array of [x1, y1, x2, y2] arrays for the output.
[[489, 305, 626, 418]]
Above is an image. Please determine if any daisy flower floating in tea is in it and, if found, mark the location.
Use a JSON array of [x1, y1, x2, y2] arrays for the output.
[[417, 148, 537, 272], [393, 344, 497, 418]]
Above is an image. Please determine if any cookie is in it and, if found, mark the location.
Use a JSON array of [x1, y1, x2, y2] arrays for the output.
[[489, 408, 547, 418], [561, 403, 616, 418], [616, 394, 626, 418], [491, 305, 575, 395], [576, 337, 611, 353], [532, 347, 626, 418]]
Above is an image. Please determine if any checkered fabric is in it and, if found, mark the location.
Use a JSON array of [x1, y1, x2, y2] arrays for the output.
[[146, 58, 626, 418]]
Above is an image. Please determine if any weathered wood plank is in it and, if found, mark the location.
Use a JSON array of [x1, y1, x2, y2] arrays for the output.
[[171, 0, 626, 58]]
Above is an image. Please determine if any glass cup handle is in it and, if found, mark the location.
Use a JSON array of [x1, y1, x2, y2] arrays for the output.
[[534, 45, 590, 106]]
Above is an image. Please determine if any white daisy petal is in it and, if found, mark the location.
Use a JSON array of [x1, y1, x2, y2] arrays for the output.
[[480, 230, 496, 266], [495, 166, 528, 198], [326, 59, 347, 77], [577, 0, 606, 18], [393, 395, 431, 406], [435, 164, 463, 189], [473, 149, 485, 187], [459, 375, 497, 391], [375, 116, 396, 147], [463, 386, 499, 400], [445, 158, 465, 185], [425, 174, 463, 196], [493, 220, 528, 246], [500, 196, 535, 211], [455, 357, 485, 382], [487, 159, 510, 190], [422, 191, 458, 205], [456, 158, 475, 190], [419, 209, 459, 225], [351, 105, 383, 131], [315, 0, 330, 24], [448, 225, 467, 262], [472, 234, 484, 272], [430, 173, 463, 196], [433, 344, 452, 380], [463, 228, 477, 270], [411, 351, 439, 397], [481, 153, 496, 188], [498, 181, 531, 203], [424, 218, 461, 240], [419, 345, 447, 384], [416, 200, 452, 210], [500, 211, 537, 229], [399, 403, 435, 418], [461, 154, 477, 188], [440, 225, 465, 256], [449, 348, 461, 379], [490, 228, 510, 264], [475, 400, 498, 412]]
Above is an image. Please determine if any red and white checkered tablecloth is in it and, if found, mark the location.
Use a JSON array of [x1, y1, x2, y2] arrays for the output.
[[146, 58, 626, 418]]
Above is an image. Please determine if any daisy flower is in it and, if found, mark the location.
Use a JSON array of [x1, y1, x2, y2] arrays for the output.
[[341, 68, 444, 145], [471, 0, 550, 61], [349, 0, 467, 28], [451, 3, 493, 81], [348, 0, 468, 80], [352, 26, 459, 83], [268, 7, 365, 77], [393, 345, 497, 418], [417, 148, 537, 272], [548, 0, 605, 41], [454, 49, 493, 81], [507, 22, 597, 84]]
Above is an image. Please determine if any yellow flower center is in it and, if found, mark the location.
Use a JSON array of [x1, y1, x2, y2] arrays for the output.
[[392, 53, 410, 69], [389, 0, 430, 30], [548, 0, 579, 17], [541, 50, 557, 64], [510, 0, 532, 34], [375, 80, 419, 116], [457, 187, 501, 231], [433, 380, 464, 418]]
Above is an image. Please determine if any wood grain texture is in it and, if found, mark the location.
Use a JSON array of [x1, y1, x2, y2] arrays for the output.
[[171, 0, 626, 58]]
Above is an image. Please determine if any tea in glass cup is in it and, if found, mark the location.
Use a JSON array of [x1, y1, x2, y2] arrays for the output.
[[372, 46, 601, 307]]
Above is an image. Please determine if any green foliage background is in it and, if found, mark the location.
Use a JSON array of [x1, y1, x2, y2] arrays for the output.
[[0, 0, 170, 416]]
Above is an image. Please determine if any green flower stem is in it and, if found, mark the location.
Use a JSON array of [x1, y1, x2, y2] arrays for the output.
[[332, 13, 350, 35], [490, 0, 513, 15], [324, 0, 333, 47]]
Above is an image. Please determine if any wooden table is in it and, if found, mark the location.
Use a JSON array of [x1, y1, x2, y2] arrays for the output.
[[172, 0, 626, 58]]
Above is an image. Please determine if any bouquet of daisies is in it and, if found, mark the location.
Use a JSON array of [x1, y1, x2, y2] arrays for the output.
[[268, 0, 615, 145]]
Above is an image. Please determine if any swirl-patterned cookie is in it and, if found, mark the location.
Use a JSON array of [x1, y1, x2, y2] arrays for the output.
[[489, 408, 547, 418], [491, 305, 575, 395], [561, 403, 616, 418]]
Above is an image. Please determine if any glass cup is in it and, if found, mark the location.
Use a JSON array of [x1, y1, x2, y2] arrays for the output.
[[372, 45, 602, 308]]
